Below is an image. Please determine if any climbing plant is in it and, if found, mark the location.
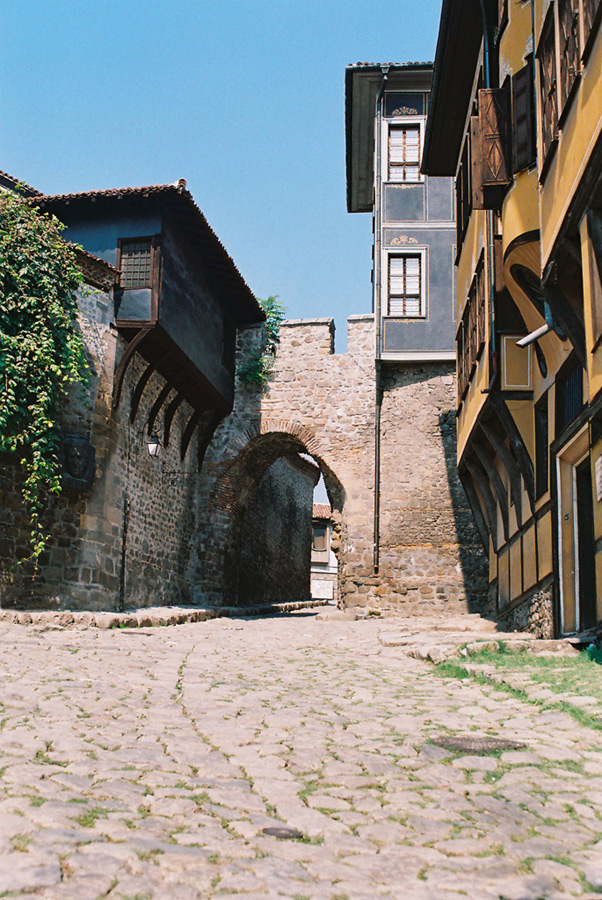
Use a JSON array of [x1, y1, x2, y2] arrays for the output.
[[238, 294, 286, 387], [0, 189, 88, 560]]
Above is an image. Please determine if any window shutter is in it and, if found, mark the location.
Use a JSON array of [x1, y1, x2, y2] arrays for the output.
[[558, 0, 580, 112], [478, 88, 510, 185], [470, 116, 485, 209], [512, 61, 536, 173], [538, 12, 558, 160]]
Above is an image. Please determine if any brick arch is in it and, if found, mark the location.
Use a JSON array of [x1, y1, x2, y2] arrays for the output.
[[208, 422, 345, 606]]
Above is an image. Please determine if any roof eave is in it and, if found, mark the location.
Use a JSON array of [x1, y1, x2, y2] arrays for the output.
[[345, 64, 433, 214], [422, 0, 485, 176]]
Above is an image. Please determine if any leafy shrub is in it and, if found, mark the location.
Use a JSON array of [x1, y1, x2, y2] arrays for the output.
[[238, 294, 285, 387], [0, 189, 88, 559]]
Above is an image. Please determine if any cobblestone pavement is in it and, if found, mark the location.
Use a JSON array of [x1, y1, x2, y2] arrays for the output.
[[1, 611, 602, 900]]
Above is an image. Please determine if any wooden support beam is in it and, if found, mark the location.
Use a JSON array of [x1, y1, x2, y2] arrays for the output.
[[465, 455, 499, 547], [458, 467, 491, 551], [164, 394, 185, 447], [180, 409, 203, 461], [473, 439, 510, 542], [129, 353, 168, 424], [491, 394, 535, 513], [479, 420, 523, 526], [112, 327, 152, 410]]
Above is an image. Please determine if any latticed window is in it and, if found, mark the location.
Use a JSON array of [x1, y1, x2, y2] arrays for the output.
[[539, 12, 558, 160], [120, 240, 152, 289], [388, 125, 421, 182], [458, 258, 486, 401], [388, 254, 422, 316], [558, 0, 580, 113]]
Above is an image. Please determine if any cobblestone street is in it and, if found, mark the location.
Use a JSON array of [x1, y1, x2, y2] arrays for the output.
[[1, 610, 602, 899]]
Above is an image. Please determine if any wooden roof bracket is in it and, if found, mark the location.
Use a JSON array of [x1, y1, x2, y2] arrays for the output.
[[146, 378, 184, 436], [112, 327, 152, 410], [479, 420, 523, 526], [458, 466, 491, 551], [473, 439, 510, 541], [164, 394, 185, 447], [180, 409, 204, 461], [130, 352, 169, 424], [465, 455, 499, 547], [197, 410, 223, 472], [491, 393, 536, 513]]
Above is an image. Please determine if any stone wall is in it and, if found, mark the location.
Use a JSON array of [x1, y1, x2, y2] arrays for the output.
[[238, 456, 318, 605], [190, 314, 488, 613], [0, 279, 202, 611], [494, 582, 555, 639]]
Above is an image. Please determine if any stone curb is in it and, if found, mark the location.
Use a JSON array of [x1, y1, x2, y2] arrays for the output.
[[0, 598, 330, 630]]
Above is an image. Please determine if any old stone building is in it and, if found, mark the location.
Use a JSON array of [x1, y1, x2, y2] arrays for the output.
[[0, 176, 266, 610]]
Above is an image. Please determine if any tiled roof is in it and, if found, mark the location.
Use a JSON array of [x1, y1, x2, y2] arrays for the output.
[[313, 503, 332, 520], [346, 61, 432, 69], [0, 169, 42, 196], [35, 178, 189, 204], [32, 179, 264, 325]]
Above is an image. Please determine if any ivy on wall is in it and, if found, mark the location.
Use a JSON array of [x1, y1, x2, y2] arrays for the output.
[[0, 189, 88, 560], [238, 294, 285, 387]]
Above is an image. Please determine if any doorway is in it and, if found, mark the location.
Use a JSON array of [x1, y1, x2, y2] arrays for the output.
[[576, 458, 596, 631]]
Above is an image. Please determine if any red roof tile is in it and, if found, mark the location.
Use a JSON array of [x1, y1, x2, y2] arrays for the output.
[[32, 180, 264, 325], [0, 169, 42, 196], [313, 503, 332, 520]]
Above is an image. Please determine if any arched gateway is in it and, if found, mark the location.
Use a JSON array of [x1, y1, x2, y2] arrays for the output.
[[188, 315, 487, 613]]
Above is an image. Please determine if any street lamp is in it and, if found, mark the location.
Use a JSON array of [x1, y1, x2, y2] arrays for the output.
[[146, 431, 161, 458]]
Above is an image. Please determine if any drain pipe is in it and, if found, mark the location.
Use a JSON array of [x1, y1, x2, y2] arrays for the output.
[[373, 66, 388, 574], [479, 0, 500, 395]]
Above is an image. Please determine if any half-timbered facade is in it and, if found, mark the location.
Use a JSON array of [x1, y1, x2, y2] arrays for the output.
[[423, 0, 602, 637]]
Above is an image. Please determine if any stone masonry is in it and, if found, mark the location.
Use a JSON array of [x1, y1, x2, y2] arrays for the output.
[[0, 263, 204, 612], [238, 455, 319, 605], [190, 315, 488, 612]]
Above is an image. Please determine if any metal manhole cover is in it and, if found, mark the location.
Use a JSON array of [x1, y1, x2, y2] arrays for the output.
[[431, 735, 526, 754], [261, 826, 304, 840]]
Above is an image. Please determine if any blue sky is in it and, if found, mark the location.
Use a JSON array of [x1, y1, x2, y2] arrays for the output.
[[1, 0, 442, 348]]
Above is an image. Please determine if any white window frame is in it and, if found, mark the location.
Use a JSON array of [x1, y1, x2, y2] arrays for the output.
[[383, 247, 427, 318], [382, 116, 425, 184]]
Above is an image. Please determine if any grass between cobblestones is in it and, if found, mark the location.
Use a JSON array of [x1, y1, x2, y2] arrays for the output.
[[433, 645, 602, 732]]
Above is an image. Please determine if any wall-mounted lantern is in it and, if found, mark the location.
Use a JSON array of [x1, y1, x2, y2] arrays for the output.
[[146, 431, 162, 458]]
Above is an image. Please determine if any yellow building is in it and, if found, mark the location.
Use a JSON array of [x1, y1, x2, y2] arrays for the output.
[[423, 0, 602, 637]]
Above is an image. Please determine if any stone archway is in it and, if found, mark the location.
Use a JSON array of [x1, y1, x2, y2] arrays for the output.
[[197, 421, 345, 607]]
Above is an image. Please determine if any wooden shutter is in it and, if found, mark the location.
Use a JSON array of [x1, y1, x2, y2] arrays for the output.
[[558, 0, 580, 112], [470, 117, 485, 209], [539, 12, 558, 160], [512, 61, 536, 173], [478, 88, 510, 185]]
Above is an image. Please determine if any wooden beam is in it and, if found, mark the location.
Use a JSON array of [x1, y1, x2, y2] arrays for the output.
[[465, 455, 499, 546], [491, 393, 536, 513], [180, 409, 203, 461], [479, 420, 523, 526], [473, 439, 510, 541], [458, 467, 491, 551], [112, 327, 152, 410], [164, 394, 185, 447], [129, 352, 168, 424]]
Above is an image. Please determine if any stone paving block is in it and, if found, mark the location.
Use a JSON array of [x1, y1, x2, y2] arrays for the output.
[[0, 613, 601, 898]]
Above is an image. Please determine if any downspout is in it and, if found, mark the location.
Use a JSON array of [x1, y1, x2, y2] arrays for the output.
[[373, 65, 389, 574], [479, 0, 500, 394]]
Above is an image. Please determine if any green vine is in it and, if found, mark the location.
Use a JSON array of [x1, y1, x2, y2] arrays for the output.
[[238, 294, 285, 387], [0, 189, 88, 560]]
